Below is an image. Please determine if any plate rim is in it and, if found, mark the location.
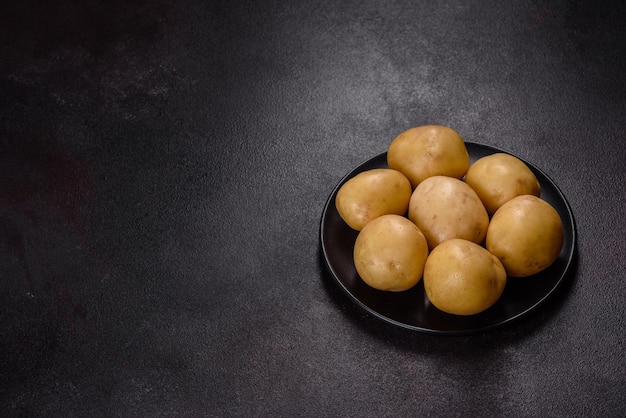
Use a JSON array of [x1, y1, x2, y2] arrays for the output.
[[319, 141, 577, 335]]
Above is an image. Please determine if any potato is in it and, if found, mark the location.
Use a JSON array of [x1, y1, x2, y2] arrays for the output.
[[424, 239, 507, 315], [335, 168, 412, 231], [486, 195, 564, 277], [465, 153, 541, 215], [353, 214, 429, 292], [387, 125, 470, 188], [408, 176, 489, 250]]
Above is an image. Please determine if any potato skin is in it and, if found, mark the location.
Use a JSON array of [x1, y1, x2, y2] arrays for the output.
[[353, 214, 429, 292], [335, 168, 412, 231], [424, 239, 507, 316], [408, 176, 489, 250], [465, 153, 541, 215], [387, 125, 470, 188], [486, 195, 564, 277]]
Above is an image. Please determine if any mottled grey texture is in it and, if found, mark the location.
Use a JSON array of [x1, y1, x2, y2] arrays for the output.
[[1, 0, 625, 416]]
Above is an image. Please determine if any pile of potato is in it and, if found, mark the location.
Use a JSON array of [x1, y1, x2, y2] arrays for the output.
[[335, 125, 564, 316]]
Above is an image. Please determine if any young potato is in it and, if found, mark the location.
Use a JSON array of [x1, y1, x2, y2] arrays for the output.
[[465, 153, 541, 215], [486, 195, 564, 277], [387, 125, 470, 188], [408, 176, 489, 250], [335, 168, 412, 231], [353, 214, 429, 292], [424, 239, 507, 316]]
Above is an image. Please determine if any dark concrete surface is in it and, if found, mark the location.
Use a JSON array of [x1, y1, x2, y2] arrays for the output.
[[1, 0, 625, 416]]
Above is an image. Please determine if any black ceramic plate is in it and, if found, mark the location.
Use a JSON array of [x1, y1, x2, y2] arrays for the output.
[[320, 142, 577, 335]]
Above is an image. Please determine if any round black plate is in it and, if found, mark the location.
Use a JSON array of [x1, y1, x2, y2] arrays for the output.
[[320, 142, 577, 335]]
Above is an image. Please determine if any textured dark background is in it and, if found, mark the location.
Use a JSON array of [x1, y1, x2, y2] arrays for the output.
[[1, 0, 625, 416]]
